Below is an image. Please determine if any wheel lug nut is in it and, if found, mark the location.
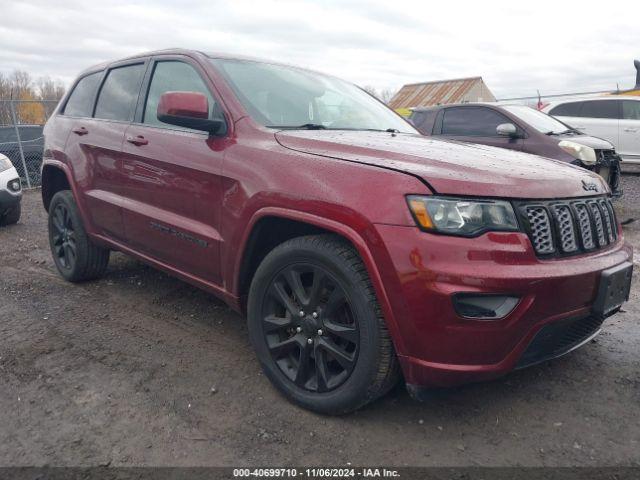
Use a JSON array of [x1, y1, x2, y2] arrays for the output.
[[317, 329, 323, 336], [299, 310, 305, 317], [312, 312, 318, 319], [296, 326, 302, 333], [307, 338, 313, 344]]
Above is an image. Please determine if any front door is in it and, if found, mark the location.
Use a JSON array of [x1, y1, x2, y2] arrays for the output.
[[435, 106, 524, 151], [120, 58, 226, 285]]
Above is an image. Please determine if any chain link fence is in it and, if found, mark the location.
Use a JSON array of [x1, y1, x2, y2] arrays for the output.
[[0, 99, 59, 188]]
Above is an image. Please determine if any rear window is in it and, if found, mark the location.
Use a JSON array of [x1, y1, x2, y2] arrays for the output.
[[622, 100, 640, 120], [580, 100, 620, 119], [550, 100, 621, 119], [441, 107, 510, 136], [549, 102, 583, 117], [63, 72, 102, 117], [94, 64, 145, 122]]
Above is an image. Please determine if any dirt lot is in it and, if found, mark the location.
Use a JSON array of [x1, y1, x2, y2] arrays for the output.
[[1, 177, 639, 467]]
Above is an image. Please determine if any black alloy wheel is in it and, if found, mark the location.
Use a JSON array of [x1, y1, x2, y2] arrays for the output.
[[248, 235, 400, 414], [47, 190, 110, 282], [50, 202, 77, 270], [261, 263, 359, 393]]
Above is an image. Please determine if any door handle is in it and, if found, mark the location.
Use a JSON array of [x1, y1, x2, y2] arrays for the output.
[[623, 128, 638, 133], [72, 126, 88, 136], [126, 135, 148, 146], [574, 126, 586, 130]]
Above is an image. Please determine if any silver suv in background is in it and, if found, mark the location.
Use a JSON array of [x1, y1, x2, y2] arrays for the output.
[[543, 96, 640, 165]]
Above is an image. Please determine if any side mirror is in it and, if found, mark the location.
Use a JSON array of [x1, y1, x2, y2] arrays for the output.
[[496, 123, 519, 138], [157, 91, 225, 134]]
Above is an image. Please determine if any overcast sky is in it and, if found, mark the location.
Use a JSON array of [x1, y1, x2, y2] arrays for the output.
[[1, 0, 639, 99]]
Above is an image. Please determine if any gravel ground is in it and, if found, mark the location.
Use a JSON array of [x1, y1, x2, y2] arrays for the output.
[[0, 181, 639, 467]]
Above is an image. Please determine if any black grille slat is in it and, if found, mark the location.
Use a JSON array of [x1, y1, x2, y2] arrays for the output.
[[551, 205, 578, 253], [516, 315, 605, 369], [521, 197, 617, 258], [525, 207, 555, 254], [588, 201, 607, 247], [599, 199, 616, 243], [574, 203, 595, 250], [604, 200, 618, 241]]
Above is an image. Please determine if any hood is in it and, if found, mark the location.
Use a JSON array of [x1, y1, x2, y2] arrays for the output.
[[559, 134, 614, 150], [275, 130, 609, 198]]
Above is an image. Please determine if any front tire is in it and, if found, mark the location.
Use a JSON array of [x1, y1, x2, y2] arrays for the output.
[[48, 190, 110, 282], [247, 235, 399, 414], [0, 203, 20, 225]]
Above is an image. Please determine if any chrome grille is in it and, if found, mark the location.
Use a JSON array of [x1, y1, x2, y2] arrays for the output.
[[520, 197, 618, 257]]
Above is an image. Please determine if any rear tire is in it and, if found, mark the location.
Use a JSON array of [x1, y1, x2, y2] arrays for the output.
[[247, 234, 399, 414], [48, 190, 110, 282], [0, 203, 20, 225]]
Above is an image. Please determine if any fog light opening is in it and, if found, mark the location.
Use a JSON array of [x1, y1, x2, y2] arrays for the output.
[[8, 179, 21, 192], [453, 294, 520, 320]]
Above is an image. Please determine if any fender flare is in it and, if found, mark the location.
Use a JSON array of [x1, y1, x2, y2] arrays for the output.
[[41, 160, 93, 230], [233, 206, 406, 353]]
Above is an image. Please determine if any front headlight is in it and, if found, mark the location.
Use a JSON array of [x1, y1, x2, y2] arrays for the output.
[[0, 154, 12, 173], [407, 196, 519, 236], [558, 140, 597, 166]]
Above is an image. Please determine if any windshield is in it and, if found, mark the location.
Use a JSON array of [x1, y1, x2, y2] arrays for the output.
[[210, 58, 416, 133], [501, 104, 573, 135]]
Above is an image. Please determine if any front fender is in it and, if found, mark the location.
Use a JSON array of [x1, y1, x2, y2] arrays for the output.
[[230, 206, 409, 354]]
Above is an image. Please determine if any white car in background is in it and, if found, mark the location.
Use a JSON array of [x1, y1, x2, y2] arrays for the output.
[[0, 153, 22, 225], [543, 96, 640, 164]]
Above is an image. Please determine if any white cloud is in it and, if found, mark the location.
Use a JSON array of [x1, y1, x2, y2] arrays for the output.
[[0, 0, 638, 98]]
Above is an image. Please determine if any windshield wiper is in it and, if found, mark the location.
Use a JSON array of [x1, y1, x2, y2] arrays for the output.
[[266, 123, 327, 130], [545, 129, 575, 136], [359, 128, 402, 133]]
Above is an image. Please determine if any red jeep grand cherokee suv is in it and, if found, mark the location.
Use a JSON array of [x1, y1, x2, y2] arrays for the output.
[[42, 50, 633, 413]]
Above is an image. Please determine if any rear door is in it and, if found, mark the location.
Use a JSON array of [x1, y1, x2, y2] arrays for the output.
[[65, 61, 147, 241], [434, 106, 524, 150], [619, 100, 640, 161], [120, 56, 227, 284]]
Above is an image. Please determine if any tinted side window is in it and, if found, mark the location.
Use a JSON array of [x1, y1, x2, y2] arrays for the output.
[[549, 102, 583, 117], [409, 111, 425, 127], [63, 72, 102, 117], [580, 100, 620, 119], [143, 61, 216, 128], [622, 101, 640, 120], [441, 107, 509, 136], [94, 64, 145, 121]]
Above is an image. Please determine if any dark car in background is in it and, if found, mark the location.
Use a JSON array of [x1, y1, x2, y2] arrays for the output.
[[0, 125, 45, 185], [409, 104, 622, 196]]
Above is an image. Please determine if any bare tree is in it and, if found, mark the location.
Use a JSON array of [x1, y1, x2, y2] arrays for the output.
[[35, 76, 66, 101], [9, 70, 32, 99], [361, 85, 397, 105], [36, 76, 66, 118], [378, 88, 396, 104], [0, 70, 66, 124]]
